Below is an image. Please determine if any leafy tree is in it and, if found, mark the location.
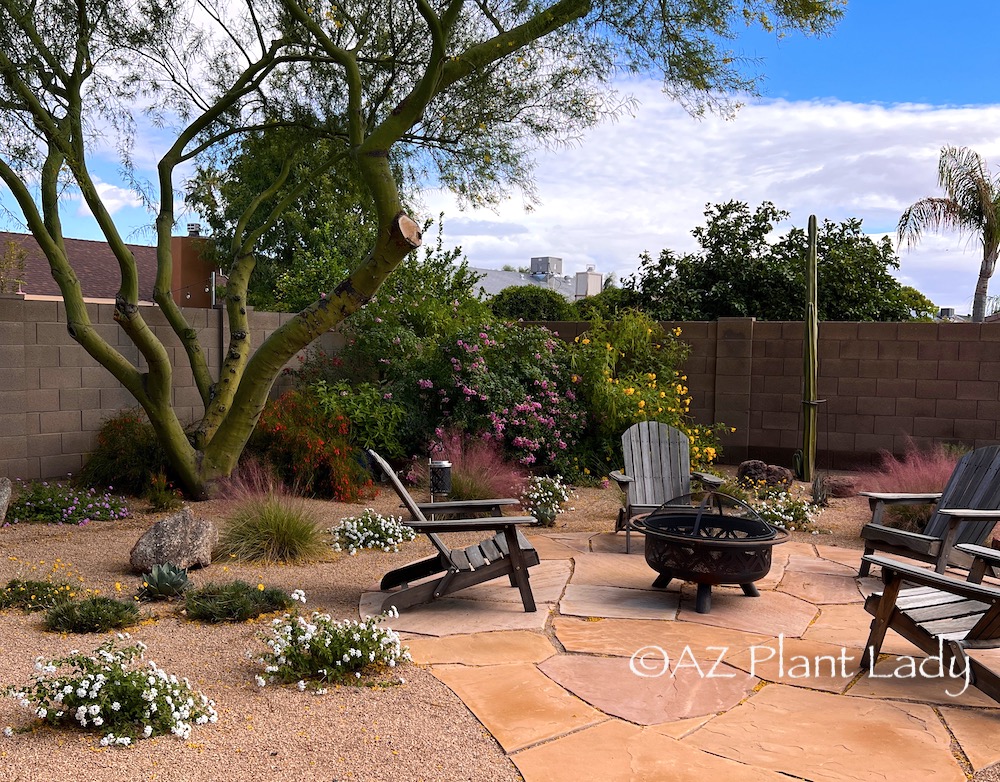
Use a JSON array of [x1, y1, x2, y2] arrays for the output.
[[627, 201, 935, 321], [0, 0, 842, 496], [898, 145, 1000, 322], [490, 285, 572, 321], [571, 285, 640, 320]]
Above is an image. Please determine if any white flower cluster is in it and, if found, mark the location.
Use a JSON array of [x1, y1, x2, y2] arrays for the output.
[[749, 489, 821, 532], [520, 475, 574, 526], [4, 635, 217, 745], [330, 509, 416, 555], [257, 607, 410, 688]]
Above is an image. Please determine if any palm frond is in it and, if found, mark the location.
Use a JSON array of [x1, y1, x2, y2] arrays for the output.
[[897, 197, 963, 248], [938, 145, 993, 227]]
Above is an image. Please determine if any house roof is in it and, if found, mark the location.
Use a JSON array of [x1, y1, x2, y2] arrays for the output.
[[0, 231, 158, 302], [470, 267, 577, 300]]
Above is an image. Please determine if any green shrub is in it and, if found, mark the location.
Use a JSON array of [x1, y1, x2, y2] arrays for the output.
[[0, 579, 75, 612], [748, 487, 822, 532], [330, 509, 416, 555], [145, 472, 184, 512], [256, 605, 410, 689], [217, 493, 326, 563], [43, 596, 141, 634], [489, 285, 572, 321], [8, 480, 130, 525], [570, 312, 728, 471], [312, 380, 408, 460], [78, 409, 173, 497], [248, 390, 372, 501], [5, 637, 216, 744], [184, 580, 292, 623]]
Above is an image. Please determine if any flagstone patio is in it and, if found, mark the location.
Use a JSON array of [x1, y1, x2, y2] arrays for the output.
[[363, 532, 1000, 781]]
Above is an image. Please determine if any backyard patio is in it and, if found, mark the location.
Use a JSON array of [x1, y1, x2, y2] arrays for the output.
[[3, 484, 1000, 781]]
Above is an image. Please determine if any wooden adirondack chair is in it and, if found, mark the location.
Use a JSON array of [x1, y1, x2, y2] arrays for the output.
[[366, 450, 540, 614], [858, 445, 1000, 577], [609, 421, 724, 552], [861, 550, 1000, 703]]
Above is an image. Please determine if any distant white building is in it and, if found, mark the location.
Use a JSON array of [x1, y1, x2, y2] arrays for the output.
[[472, 256, 603, 301]]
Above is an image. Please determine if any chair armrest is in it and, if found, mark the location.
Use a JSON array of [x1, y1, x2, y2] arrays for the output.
[[858, 491, 942, 503], [937, 508, 1000, 521], [956, 543, 1000, 565], [608, 470, 632, 484], [405, 516, 536, 534], [864, 554, 1000, 601], [692, 471, 724, 488], [414, 498, 519, 517]]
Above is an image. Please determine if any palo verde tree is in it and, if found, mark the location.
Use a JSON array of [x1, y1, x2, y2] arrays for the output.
[[0, 0, 843, 497]]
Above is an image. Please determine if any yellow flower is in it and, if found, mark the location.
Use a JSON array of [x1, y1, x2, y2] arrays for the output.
[[257, 583, 265, 591], [581, 338, 590, 345], [673, 327, 682, 336], [638, 400, 646, 408], [114, 582, 122, 593], [624, 387, 635, 396]]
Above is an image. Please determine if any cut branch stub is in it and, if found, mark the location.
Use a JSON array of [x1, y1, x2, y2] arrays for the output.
[[394, 213, 422, 249]]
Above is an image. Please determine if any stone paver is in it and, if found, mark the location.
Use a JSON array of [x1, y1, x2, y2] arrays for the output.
[[814, 543, 866, 570], [553, 616, 770, 660], [406, 630, 557, 666], [777, 569, 864, 604], [560, 583, 678, 620], [940, 706, 1000, 771], [431, 662, 605, 752], [725, 636, 863, 693], [361, 592, 553, 635], [784, 553, 857, 575], [849, 656, 999, 707], [512, 719, 790, 782], [358, 529, 1000, 782], [802, 602, 924, 656], [684, 683, 966, 782], [525, 535, 579, 560], [568, 551, 667, 590], [677, 585, 817, 637], [538, 653, 757, 724], [450, 560, 571, 604]]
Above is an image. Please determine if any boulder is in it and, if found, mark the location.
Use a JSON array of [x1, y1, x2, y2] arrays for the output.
[[736, 460, 795, 491], [129, 507, 217, 573], [822, 475, 857, 498], [0, 477, 10, 525]]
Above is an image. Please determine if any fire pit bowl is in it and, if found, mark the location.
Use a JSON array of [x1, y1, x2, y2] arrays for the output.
[[630, 491, 789, 613]]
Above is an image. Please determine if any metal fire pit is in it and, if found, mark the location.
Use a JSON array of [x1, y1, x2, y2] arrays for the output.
[[630, 491, 789, 614]]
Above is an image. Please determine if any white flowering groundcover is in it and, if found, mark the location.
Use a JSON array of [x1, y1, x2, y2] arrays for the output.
[[257, 599, 410, 690], [5, 636, 216, 745], [330, 508, 416, 555]]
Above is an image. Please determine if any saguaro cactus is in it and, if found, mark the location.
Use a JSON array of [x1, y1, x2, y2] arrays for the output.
[[801, 214, 819, 481]]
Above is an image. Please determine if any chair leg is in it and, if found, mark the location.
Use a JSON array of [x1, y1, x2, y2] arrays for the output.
[[858, 547, 875, 577]]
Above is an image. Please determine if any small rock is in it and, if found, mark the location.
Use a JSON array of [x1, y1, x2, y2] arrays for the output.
[[129, 507, 217, 573], [0, 477, 10, 524]]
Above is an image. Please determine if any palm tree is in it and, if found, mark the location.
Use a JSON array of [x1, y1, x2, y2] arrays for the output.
[[898, 145, 1000, 322]]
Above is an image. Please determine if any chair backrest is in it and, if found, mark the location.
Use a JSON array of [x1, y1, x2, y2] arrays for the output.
[[620, 421, 691, 508], [366, 449, 450, 558], [925, 445, 1000, 544]]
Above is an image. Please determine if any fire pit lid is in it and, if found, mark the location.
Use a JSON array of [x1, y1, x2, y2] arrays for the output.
[[633, 491, 782, 541]]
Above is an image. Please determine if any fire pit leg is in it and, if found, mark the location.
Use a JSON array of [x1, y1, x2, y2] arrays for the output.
[[695, 583, 712, 614], [651, 573, 672, 589], [741, 583, 760, 598]]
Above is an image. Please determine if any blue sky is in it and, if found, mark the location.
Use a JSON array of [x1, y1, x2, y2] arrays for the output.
[[8, 1, 1000, 314]]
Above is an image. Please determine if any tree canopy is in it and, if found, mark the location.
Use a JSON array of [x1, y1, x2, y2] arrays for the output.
[[625, 201, 936, 322], [0, 0, 844, 496]]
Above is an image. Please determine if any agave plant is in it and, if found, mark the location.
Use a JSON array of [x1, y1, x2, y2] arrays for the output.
[[137, 563, 191, 601]]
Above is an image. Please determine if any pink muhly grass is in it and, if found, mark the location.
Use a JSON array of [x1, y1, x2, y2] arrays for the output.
[[425, 431, 527, 500], [856, 441, 964, 532]]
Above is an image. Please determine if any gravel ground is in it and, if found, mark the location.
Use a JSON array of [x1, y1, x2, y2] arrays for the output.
[[0, 477, 878, 782]]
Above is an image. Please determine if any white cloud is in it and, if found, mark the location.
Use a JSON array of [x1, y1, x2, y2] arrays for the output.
[[423, 81, 1000, 313], [72, 180, 145, 216]]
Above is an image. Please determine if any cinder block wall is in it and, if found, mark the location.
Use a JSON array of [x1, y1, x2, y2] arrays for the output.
[[544, 319, 1000, 469], [3, 306, 998, 481], [0, 295, 333, 481]]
